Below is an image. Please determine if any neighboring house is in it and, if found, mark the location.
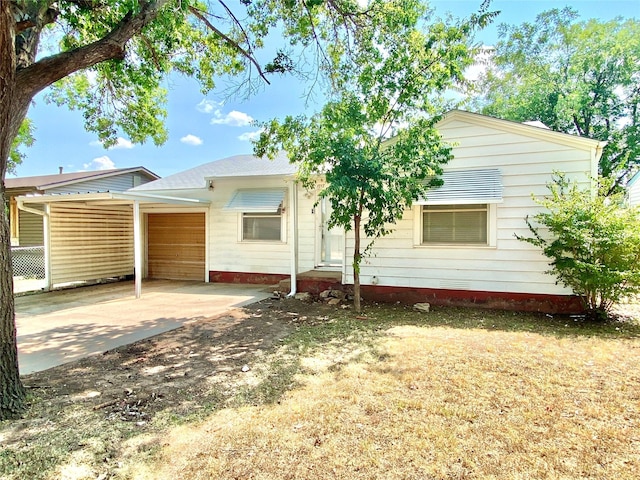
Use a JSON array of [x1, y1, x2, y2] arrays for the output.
[[16, 111, 605, 313], [6, 167, 159, 246], [628, 171, 640, 207]]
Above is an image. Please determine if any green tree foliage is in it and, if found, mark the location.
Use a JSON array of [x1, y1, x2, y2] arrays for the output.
[[472, 8, 640, 190], [9, 119, 35, 175], [255, 1, 495, 312], [0, 0, 413, 419], [518, 174, 640, 319]]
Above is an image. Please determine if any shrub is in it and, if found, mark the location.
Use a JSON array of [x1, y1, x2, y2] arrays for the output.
[[518, 174, 640, 319]]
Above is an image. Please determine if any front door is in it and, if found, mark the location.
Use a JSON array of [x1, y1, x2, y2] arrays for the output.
[[318, 197, 344, 267]]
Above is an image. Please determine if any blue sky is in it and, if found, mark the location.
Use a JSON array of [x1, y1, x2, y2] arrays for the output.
[[12, 0, 640, 179]]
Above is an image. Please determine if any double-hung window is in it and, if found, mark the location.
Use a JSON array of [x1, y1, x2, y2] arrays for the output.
[[422, 204, 488, 245]]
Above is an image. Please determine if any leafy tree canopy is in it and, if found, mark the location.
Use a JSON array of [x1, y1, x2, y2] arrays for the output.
[[9, 119, 34, 175], [471, 8, 640, 190], [10, 0, 390, 151]]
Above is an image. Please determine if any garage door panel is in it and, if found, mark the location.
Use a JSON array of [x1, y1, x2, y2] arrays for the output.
[[147, 213, 205, 281]]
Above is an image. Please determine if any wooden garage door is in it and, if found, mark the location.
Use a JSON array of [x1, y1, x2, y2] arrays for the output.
[[147, 213, 205, 280]]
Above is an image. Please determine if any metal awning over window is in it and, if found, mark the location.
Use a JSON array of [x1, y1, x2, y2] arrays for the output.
[[224, 189, 285, 212], [416, 168, 502, 205]]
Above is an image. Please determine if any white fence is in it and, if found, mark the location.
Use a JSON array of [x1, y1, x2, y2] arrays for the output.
[[11, 246, 45, 279]]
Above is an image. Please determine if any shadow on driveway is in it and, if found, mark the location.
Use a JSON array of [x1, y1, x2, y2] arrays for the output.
[[15, 280, 271, 374]]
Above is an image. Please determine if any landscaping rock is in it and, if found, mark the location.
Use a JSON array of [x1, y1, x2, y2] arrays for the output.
[[414, 302, 431, 313], [330, 289, 346, 300], [294, 292, 312, 302], [319, 290, 331, 299], [328, 298, 342, 306]]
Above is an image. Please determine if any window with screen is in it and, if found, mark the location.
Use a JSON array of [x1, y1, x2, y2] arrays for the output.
[[422, 204, 488, 244], [242, 211, 282, 241]]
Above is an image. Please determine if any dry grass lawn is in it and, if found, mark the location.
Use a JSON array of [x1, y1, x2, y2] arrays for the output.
[[148, 322, 639, 479], [3, 300, 640, 479]]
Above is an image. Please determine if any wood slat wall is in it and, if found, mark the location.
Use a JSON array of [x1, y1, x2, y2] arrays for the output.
[[18, 207, 44, 246], [147, 213, 205, 281], [50, 203, 134, 285]]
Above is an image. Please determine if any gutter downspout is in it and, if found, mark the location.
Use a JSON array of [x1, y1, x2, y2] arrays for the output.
[[16, 199, 51, 290], [287, 180, 298, 297], [16, 199, 45, 218]]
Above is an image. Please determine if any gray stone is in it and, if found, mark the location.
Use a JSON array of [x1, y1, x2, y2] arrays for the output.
[[319, 289, 331, 299], [328, 298, 342, 306], [414, 302, 430, 313], [294, 292, 312, 302], [329, 289, 346, 300]]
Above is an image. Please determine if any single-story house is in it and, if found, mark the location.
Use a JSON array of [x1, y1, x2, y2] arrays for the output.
[[628, 171, 640, 207], [16, 110, 605, 312]]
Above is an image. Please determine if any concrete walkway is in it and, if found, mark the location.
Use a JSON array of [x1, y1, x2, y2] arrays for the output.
[[15, 280, 271, 374]]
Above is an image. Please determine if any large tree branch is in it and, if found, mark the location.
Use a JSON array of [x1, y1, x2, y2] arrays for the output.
[[188, 5, 270, 85], [14, 0, 171, 106]]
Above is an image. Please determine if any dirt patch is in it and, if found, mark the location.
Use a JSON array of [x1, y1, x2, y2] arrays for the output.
[[13, 301, 300, 430]]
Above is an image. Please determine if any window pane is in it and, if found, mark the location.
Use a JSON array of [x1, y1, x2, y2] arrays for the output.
[[243, 214, 281, 241], [422, 205, 487, 244]]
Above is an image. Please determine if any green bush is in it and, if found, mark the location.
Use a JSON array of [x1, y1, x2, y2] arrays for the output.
[[518, 174, 640, 319]]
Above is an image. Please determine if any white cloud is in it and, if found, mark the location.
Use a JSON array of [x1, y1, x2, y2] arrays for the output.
[[238, 129, 264, 142], [211, 110, 254, 127], [196, 99, 222, 114], [84, 156, 115, 171], [180, 134, 203, 146], [89, 137, 134, 150], [111, 137, 134, 149]]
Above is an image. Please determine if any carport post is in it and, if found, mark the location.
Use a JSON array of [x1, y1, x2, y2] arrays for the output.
[[133, 200, 142, 298]]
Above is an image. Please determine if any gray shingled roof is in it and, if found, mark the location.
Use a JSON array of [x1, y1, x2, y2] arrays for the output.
[[131, 152, 296, 191], [6, 166, 158, 190]]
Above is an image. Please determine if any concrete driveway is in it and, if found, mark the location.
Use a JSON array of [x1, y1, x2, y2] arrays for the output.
[[15, 280, 271, 374]]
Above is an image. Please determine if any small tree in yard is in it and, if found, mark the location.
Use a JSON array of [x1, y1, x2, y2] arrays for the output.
[[518, 174, 640, 319], [255, 2, 495, 312]]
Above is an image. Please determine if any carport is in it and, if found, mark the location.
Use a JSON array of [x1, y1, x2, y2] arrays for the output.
[[15, 279, 271, 374], [15, 191, 210, 297]]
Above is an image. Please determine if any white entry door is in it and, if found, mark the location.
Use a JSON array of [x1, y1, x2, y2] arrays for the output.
[[318, 197, 344, 267]]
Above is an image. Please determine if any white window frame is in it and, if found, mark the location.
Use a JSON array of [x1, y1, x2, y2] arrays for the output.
[[414, 203, 497, 248], [238, 209, 286, 243]]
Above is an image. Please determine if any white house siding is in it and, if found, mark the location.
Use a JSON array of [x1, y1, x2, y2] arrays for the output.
[[49, 203, 134, 285], [208, 176, 293, 276], [47, 172, 153, 195], [342, 117, 595, 296]]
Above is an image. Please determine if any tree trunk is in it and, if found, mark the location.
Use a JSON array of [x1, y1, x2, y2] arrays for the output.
[[353, 213, 362, 313], [0, 185, 24, 419], [0, 1, 26, 419]]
